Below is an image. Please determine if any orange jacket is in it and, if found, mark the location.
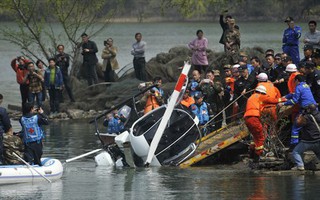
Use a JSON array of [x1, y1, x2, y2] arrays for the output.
[[244, 93, 279, 117], [225, 77, 235, 93], [11, 58, 29, 85], [181, 96, 195, 108], [257, 81, 281, 99], [144, 90, 162, 114], [288, 72, 300, 94]]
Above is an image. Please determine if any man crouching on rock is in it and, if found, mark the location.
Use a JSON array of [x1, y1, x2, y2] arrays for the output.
[[20, 102, 48, 166]]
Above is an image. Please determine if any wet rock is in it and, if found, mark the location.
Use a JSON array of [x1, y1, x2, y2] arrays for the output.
[[67, 109, 84, 119]]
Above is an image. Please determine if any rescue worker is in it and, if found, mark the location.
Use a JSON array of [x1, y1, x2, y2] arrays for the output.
[[286, 64, 300, 94], [191, 92, 209, 126], [279, 75, 317, 146], [304, 61, 320, 109], [188, 70, 202, 97], [282, 17, 302, 65], [244, 85, 280, 157], [20, 102, 49, 166], [292, 104, 320, 171], [180, 90, 195, 108], [0, 94, 13, 164], [143, 77, 164, 114], [3, 131, 24, 165], [256, 73, 281, 121]]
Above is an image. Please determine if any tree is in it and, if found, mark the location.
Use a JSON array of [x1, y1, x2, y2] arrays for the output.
[[0, 0, 123, 78]]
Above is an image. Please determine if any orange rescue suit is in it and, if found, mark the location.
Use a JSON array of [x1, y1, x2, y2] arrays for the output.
[[144, 90, 163, 114], [181, 96, 195, 108], [288, 72, 300, 94]]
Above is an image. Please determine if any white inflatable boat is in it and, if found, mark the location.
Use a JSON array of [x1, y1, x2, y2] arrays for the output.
[[0, 158, 63, 185]]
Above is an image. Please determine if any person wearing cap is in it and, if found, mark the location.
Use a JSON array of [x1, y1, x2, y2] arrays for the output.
[[191, 92, 209, 126], [234, 65, 255, 119], [279, 75, 317, 146], [101, 38, 119, 83], [223, 18, 241, 64], [244, 85, 280, 157], [239, 52, 254, 74], [11, 56, 30, 113], [188, 30, 208, 74], [282, 17, 302, 65], [81, 33, 99, 86], [304, 61, 320, 107], [286, 63, 300, 94], [303, 20, 320, 50], [231, 65, 241, 80], [180, 90, 195, 108], [273, 54, 289, 96]]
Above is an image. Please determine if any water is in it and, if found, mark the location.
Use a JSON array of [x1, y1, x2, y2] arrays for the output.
[[0, 22, 318, 199]]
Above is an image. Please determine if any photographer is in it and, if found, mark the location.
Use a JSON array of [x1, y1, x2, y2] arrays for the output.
[[23, 62, 44, 109], [55, 44, 75, 102], [20, 102, 48, 166], [101, 38, 119, 83], [143, 77, 164, 114], [11, 56, 30, 113]]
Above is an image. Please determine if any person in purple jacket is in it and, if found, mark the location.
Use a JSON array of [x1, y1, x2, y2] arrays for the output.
[[188, 30, 208, 74]]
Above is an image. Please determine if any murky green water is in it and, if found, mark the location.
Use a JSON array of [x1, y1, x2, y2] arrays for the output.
[[0, 22, 318, 199]]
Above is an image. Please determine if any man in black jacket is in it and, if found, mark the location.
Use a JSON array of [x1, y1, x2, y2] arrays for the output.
[[81, 33, 98, 86], [292, 104, 320, 171], [304, 61, 320, 109]]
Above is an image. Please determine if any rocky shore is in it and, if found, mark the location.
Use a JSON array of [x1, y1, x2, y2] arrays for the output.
[[8, 46, 266, 121]]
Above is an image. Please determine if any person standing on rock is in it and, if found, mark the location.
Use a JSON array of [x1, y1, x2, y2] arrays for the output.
[[282, 17, 302, 65], [219, 11, 239, 52], [188, 30, 208, 74], [0, 94, 13, 164], [11, 56, 29, 114], [55, 44, 75, 102], [81, 33, 99, 86], [44, 58, 64, 116], [36, 60, 47, 102], [101, 38, 119, 83], [223, 19, 241, 64], [131, 32, 146, 81]]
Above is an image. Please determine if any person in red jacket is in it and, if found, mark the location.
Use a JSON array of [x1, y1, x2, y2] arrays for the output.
[[11, 56, 30, 114], [244, 85, 280, 157]]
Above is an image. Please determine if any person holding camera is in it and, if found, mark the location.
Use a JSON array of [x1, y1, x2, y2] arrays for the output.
[[23, 62, 44, 109], [11, 56, 30, 113], [81, 33, 99, 86], [101, 38, 119, 83], [143, 77, 164, 115], [20, 102, 48, 166], [55, 44, 75, 102]]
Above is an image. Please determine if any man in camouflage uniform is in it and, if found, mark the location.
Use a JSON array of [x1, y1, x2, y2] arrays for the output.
[[3, 132, 24, 165], [224, 19, 241, 64]]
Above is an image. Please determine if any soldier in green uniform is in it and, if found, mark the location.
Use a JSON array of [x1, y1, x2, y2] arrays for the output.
[[223, 19, 241, 64], [3, 132, 24, 165]]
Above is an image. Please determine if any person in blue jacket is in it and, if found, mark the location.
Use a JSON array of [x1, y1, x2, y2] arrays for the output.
[[44, 58, 64, 115], [191, 92, 209, 126], [282, 17, 302, 65], [20, 102, 48, 166], [279, 75, 317, 146], [103, 110, 126, 134]]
